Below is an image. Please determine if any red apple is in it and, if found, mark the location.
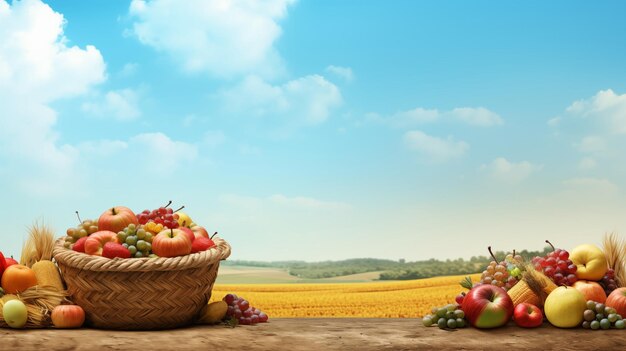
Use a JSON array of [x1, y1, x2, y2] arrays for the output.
[[513, 303, 543, 328], [191, 237, 215, 253], [191, 225, 209, 239], [573, 280, 607, 304], [152, 229, 193, 257], [98, 206, 139, 233], [461, 284, 514, 328], [0, 251, 5, 279], [51, 305, 85, 328], [5, 257, 18, 267], [606, 287, 626, 318], [84, 231, 118, 256], [179, 227, 196, 243]]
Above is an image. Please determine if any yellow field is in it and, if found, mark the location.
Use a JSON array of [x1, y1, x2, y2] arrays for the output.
[[212, 273, 481, 318]]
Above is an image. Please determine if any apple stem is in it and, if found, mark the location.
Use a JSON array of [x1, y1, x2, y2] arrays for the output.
[[111, 207, 117, 215], [512, 249, 515, 257], [75, 211, 82, 224], [182, 220, 187, 227], [488, 246, 500, 264], [170, 228, 174, 236], [211, 232, 218, 239], [174, 205, 185, 213], [163, 200, 172, 208], [545, 240, 555, 252]]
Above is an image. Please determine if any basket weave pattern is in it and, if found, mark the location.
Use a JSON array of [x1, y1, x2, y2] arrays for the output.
[[52, 237, 231, 330]]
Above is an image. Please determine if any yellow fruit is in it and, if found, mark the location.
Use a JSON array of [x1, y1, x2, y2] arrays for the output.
[[197, 300, 228, 324], [544, 286, 586, 328], [570, 244, 608, 281], [2, 299, 28, 328], [32, 260, 64, 291]]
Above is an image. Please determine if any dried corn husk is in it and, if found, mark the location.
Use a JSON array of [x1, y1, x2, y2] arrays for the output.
[[32, 260, 64, 291], [508, 265, 557, 307], [0, 286, 68, 328], [603, 232, 626, 287]]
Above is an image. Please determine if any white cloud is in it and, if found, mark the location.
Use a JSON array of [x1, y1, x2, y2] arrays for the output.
[[325, 65, 354, 82], [449, 107, 503, 127], [481, 157, 541, 184], [565, 89, 626, 134], [370, 106, 501, 128], [129, 132, 198, 171], [562, 177, 618, 194], [82, 89, 141, 121], [128, 0, 295, 78], [578, 157, 596, 170], [575, 135, 607, 153], [0, 0, 105, 173], [404, 130, 468, 161], [220, 75, 342, 126], [120, 62, 138, 77], [203, 130, 226, 147]]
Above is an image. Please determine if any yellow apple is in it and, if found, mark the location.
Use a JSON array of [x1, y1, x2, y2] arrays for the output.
[[544, 286, 586, 328], [2, 299, 28, 328], [570, 244, 608, 281], [176, 212, 193, 227]]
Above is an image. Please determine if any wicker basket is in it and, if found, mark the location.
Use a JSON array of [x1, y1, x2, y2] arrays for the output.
[[52, 236, 231, 330]]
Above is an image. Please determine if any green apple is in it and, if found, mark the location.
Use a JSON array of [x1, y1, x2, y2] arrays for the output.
[[570, 244, 608, 281], [3, 299, 28, 328], [544, 286, 586, 328], [176, 212, 193, 228]]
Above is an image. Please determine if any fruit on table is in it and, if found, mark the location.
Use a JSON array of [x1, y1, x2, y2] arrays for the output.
[[152, 228, 193, 257], [544, 286, 586, 328], [84, 231, 118, 256], [32, 260, 64, 291], [479, 247, 519, 291], [102, 242, 131, 259], [581, 300, 625, 329], [572, 280, 607, 304], [2, 299, 28, 328], [461, 284, 513, 328], [599, 268, 618, 295], [531, 240, 578, 286], [507, 268, 557, 308], [197, 300, 228, 324], [513, 303, 543, 328], [569, 244, 608, 281], [605, 287, 626, 318], [137, 201, 181, 229], [422, 303, 466, 329], [98, 206, 139, 234], [51, 305, 85, 328], [1, 265, 38, 294], [223, 294, 269, 325]]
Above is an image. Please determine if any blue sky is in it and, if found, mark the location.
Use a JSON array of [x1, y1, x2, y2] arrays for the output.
[[1, 0, 626, 261]]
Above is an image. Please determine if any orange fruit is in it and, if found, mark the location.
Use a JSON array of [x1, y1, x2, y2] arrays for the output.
[[1, 264, 38, 293]]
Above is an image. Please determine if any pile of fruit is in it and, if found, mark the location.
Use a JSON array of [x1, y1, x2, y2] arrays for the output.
[[424, 238, 626, 330], [0, 204, 271, 330], [63, 203, 217, 259]]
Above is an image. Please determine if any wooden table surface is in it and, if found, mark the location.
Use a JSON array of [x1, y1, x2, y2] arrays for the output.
[[2, 318, 626, 350]]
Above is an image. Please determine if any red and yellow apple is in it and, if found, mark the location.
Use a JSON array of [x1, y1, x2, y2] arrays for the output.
[[605, 287, 626, 318], [152, 229, 193, 257], [179, 227, 196, 243], [191, 225, 209, 239], [544, 286, 586, 328], [570, 244, 608, 281], [572, 280, 607, 303], [84, 231, 118, 256], [98, 206, 139, 233], [513, 303, 543, 328], [51, 305, 85, 328], [1, 265, 38, 294], [461, 284, 514, 328], [5, 257, 18, 267], [176, 212, 193, 227]]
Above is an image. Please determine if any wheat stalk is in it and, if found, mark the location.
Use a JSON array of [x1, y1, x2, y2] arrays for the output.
[[603, 232, 626, 287], [20, 221, 56, 267]]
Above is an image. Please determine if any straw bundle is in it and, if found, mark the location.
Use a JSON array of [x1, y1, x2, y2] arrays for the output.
[[603, 232, 626, 287]]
